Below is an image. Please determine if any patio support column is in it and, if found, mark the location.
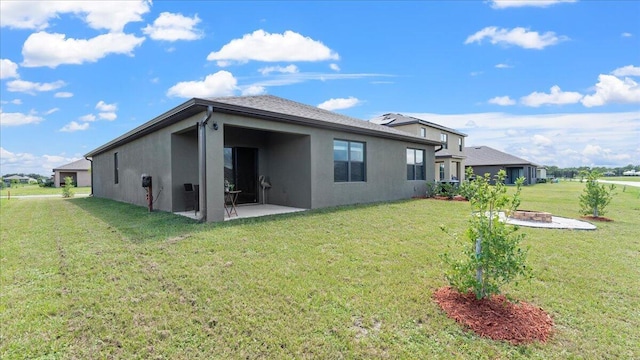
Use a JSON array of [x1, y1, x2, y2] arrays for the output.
[[197, 106, 214, 222]]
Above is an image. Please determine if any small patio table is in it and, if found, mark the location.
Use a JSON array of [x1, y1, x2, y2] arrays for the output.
[[224, 190, 241, 217]]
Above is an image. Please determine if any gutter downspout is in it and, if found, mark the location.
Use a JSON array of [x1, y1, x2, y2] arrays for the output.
[[197, 106, 214, 222], [434, 145, 444, 153], [84, 157, 93, 196]]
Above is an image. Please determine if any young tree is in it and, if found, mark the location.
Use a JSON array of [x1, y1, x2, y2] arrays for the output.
[[579, 170, 615, 218], [442, 168, 530, 299], [62, 176, 75, 198]]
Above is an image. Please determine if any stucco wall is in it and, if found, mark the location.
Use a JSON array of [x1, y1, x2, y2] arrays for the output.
[[54, 170, 91, 187], [91, 109, 436, 222]]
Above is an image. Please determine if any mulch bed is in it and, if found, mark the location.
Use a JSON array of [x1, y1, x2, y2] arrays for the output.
[[581, 215, 613, 222], [433, 286, 554, 345], [432, 195, 468, 201]]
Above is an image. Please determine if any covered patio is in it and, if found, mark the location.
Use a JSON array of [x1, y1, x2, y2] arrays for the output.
[[175, 203, 306, 221]]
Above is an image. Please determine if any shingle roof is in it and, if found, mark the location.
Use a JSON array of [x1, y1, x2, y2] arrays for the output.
[[464, 146, 539, 167], [86, 95, 440, 157], [370, 113, 467, 137], [53, 158, 91, 171], [209, 95, 438, 141]]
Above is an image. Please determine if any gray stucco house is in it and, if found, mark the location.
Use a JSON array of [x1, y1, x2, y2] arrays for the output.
[[53, 158, 92, 187], [85, 95, 441, 222], [371, 113, 467, 183], [464, 146, 539, 185]]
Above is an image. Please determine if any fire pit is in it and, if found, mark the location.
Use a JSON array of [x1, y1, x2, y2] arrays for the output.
[[510, 210, 552, 223]]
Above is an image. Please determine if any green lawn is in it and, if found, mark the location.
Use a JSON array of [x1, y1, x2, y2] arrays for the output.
[[1, 182, 638, 359], [0, 184, 91, 196]]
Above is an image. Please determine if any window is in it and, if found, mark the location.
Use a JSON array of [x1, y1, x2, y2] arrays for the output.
[[334, 140, 366, 182], [407, 148, 425, 180], [458, 137, 463, 152], [114, 152, 119, 184], [420, 127, 427, 138], [440, 133, 448, 149], [439, 163, 445, 181]]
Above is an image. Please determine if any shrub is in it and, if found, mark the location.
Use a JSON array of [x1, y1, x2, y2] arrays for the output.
[[441, 169, 531, 299], [579, 170, 615, 217], [62, 176, 75, 198]]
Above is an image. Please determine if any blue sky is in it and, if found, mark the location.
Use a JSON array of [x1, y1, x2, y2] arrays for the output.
[[1, 0, 638, 175]]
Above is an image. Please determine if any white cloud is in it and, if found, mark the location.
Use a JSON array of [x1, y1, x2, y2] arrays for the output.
[[520, 85, 583, 107], [79, 114, 97, 122], [0, 58, 19, 79], [1, 99, 22, 105], [531, 134, 552, 147], [581, 74, 640, 107], [489, 0, 576, 9], [167, 71, 238, 98], [54, 92, 73, 98], [611, 65, 640, 77], [44, 108, 59, 115], [495, 63, 513, 69], [6, 79, 65, 94], [621, 32, 633, 38], [242, 72, 390, 89], [0, 110, 44, 126], [142, 12, 203, 41], [318, 97, 361, 111], [241, 85, 266, 96], [0, 147, 86, 175], [465, 26, 567, 49], [22, 31, 145, 68], [488, 96, 516, 106], [0, 0, 150, 32], [95, 100, 117, 112], [207, 29, 340, 66], [98, 112, 117, 121], [60, 121, 89, 132], [258, 64, 299, 76], [330, 63, 340, 71]]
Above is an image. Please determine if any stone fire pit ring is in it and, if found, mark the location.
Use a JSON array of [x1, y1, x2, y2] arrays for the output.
[[501, 211, 596, 230]]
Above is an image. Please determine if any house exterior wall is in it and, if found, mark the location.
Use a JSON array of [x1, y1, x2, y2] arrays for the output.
[[92, 113, 204, 212], [392, 123, 465, 182], [91, 110, 436, 222], [54, 170, 91, 187], [466, 165, 538, 185]]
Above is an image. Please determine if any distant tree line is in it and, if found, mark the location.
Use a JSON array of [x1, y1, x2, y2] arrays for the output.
[[545, 164, 640, 179]]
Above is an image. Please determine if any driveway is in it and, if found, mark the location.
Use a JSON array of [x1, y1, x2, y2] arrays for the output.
[[598, 180, 640, 188]]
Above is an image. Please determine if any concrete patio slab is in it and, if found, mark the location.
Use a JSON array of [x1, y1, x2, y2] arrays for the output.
[[175, 204, 307, 221]]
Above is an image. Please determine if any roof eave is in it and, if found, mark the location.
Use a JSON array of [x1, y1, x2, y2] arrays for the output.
[[86, 98, 440, 157]]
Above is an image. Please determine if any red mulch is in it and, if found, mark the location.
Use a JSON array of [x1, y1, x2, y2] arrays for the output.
[[581, 215, 613, 222], [433, 286, 554, 345]]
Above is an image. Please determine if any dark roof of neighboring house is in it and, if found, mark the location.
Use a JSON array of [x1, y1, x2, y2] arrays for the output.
[[86, 95, 440, 157], [53, 158, 91, 171], [464, 146, 539, 167], [370, 113, 467, 137]]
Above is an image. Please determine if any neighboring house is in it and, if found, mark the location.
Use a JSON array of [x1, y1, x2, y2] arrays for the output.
[[3, 175, 36, 185], [53, 158, 92, 187], [371, 113, 467, 183], [85, 95, 441, 222], [536, 167, 547, 182], [464, 146, 539, 185]]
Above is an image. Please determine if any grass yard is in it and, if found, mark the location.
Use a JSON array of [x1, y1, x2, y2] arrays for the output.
[[1, 181, 638, 359], [0, 184, 91, 197]]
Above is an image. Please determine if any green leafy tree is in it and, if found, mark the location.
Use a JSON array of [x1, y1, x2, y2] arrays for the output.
[[62, 176, 75, 198], [579, 170, 615, 217], [441, 169, 530, 299]]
